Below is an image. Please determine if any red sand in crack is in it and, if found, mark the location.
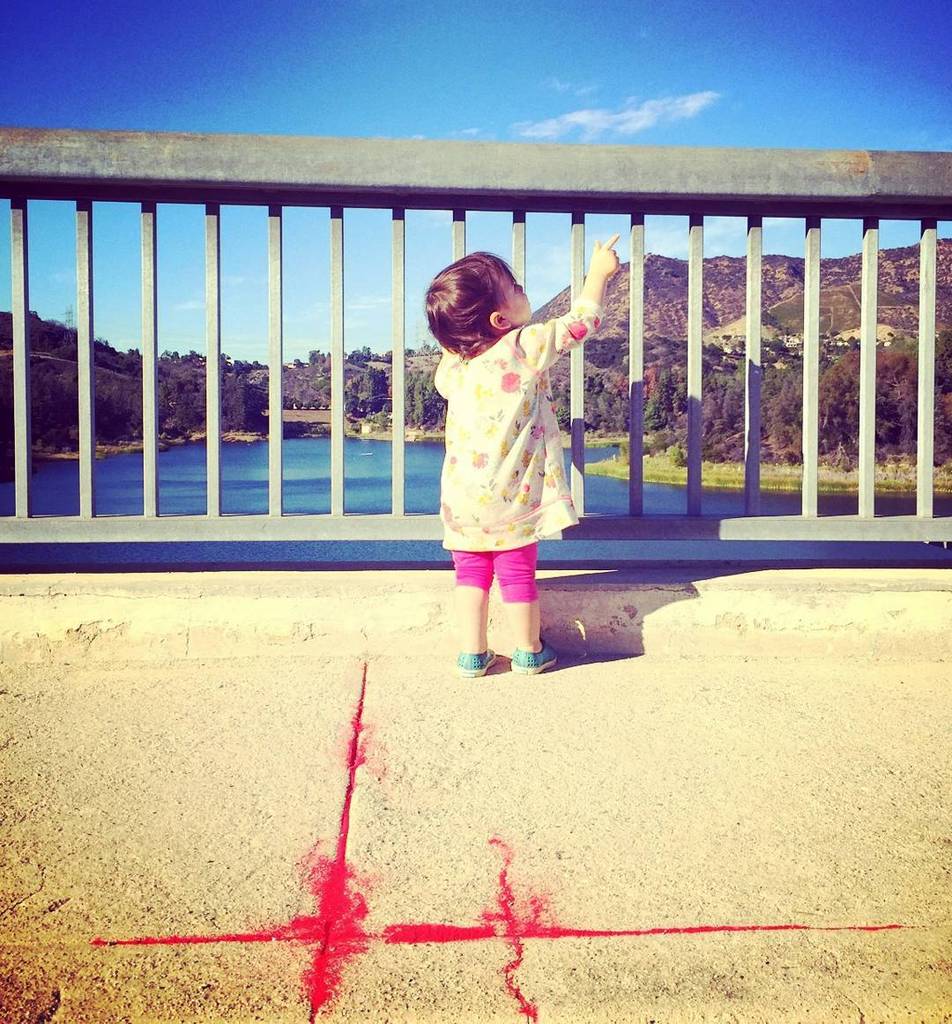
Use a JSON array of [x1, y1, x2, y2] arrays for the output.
[[383, 922, 496, 943], [297, 661, 371, 1020], [482, 836, 542, 1021]]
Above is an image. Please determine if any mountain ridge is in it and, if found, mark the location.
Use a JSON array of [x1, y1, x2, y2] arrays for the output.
[[532, 238, 952, 347]]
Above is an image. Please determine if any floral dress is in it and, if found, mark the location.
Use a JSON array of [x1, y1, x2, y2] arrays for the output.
[[434, 297, 604, 552]]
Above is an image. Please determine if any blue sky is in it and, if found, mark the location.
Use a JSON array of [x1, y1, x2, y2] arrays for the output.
[[1, 0, 949, 360]]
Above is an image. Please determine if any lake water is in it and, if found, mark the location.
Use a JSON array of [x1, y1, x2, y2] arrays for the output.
[[2, 437, 950, 568]]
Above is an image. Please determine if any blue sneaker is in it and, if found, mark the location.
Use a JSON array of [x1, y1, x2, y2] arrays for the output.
[[511, 638, 558, 675], [457, 649, 498, 678]]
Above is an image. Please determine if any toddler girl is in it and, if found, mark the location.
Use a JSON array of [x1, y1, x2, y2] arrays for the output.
[[426, 234, 619, 677]]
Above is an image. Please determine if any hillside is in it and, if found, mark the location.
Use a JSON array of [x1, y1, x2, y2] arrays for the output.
[[532, 238, 952, 347]]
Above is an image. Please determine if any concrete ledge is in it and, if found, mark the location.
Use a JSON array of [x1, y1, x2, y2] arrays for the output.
[[1, 568, 949, 664]]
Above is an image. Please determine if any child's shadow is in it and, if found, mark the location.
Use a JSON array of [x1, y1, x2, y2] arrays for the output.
[[485, 566, 736, 669], [485, 561, 773, 671]]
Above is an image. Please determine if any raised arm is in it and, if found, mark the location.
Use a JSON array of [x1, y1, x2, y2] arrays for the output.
[[579, 232, 620, 306]]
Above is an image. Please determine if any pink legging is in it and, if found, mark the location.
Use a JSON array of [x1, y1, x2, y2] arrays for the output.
[[451, 543, 539, 604]]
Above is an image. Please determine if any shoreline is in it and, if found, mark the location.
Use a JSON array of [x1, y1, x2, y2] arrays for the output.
[[25, 432, 951, 495], [584, 450, 952, 495], [30, 428, 447, 460]]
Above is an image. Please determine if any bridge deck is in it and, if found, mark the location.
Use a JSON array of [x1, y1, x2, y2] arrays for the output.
[[1, 569, 950, 1021]]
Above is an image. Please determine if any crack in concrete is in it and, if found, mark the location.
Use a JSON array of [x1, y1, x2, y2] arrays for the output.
[[0, 863, 46, 919], [34, 986, 61, 1024], [303, 660, 370, 1022], [485, 837, 540, 1022]]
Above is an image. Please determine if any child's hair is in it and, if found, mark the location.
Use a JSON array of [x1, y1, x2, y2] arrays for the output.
[[425, 252, 518, 358]]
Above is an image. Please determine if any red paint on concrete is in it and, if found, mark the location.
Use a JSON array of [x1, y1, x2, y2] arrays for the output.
[[89, 659, 916, 1021], [299, 660, 371, 1021], [89, 916, 906, 950], [519, 922, 908, 938], [383, 922, 496, 944], [482, 836, 541, 1021]]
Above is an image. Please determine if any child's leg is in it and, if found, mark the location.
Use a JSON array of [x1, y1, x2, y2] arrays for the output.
[[455, 586, 490, 654], [494, 543, 541, 653], [506, 598, 541, 653], [451, 550, 493, 654]]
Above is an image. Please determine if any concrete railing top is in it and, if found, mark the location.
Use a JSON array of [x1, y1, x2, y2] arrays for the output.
[[1, 126, 951, 217]]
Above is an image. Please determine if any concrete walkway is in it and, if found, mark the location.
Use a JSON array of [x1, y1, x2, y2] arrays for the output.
[[1, 571, 951, 1022]]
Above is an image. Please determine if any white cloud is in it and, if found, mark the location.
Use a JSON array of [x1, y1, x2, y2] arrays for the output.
[[446, 127, 501, 141], [512, 90, 720, 142], [172, 299, 204, 312], [544, 77, 598, 98]]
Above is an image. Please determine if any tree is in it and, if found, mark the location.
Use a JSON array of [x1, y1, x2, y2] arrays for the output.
[[422, 380, 446, 428], [645, 367, 676, 431], [222, 373, 267, 433], [819, 351, 859, 462], [876, 349, 917, 456], [762, 363, 803, 463], [936, 393, 952, 464], [362, 367, 389, 415], [935, 328, 952, 395]]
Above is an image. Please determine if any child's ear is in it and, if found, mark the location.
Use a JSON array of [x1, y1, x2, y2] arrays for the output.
[[488, 310, 508, 332]]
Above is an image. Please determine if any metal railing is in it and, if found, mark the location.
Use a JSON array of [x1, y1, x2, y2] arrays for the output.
[[1, 128, 951, 544]]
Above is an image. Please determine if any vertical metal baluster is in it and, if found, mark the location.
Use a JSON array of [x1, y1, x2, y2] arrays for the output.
[[628, 213, 645, 516], [391, 208, 406, 517], [917, 218, 937, 519], [11, 198, 31, 518], [858, 217, 878, 518], [452, 209, 465, 261], [512, 211, 526, 286], [330, 207, 345, 516], [686, 213, 703, 515], [76, 200, 96, 518], [268, 205, 283, 517], [802, 217, 821, 517], [744, 216, 762, 516], [141, 202, 158, 517], [205, 203, 221, 517], [570, 211, 585, 514]]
